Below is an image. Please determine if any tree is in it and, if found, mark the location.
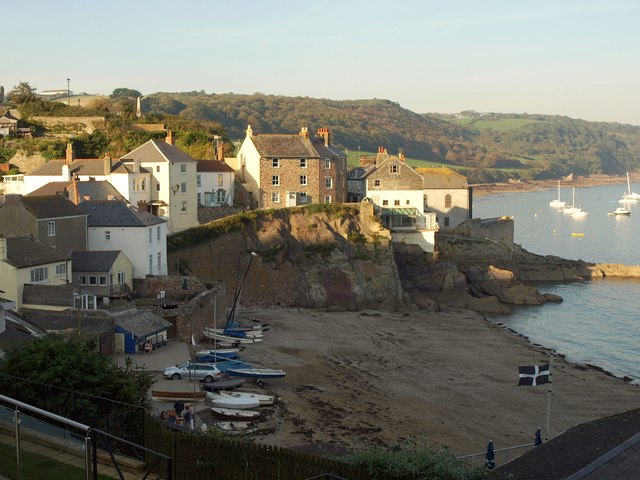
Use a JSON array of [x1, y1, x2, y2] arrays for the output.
[[110, 87, 142, 99], [0, 334, 154, 440], [8, 81, 38, 103]]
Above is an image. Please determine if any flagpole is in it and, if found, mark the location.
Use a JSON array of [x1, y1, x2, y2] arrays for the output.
[[545, 356, 553, 441]]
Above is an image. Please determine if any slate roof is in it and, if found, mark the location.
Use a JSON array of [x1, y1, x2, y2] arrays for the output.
[[77, 200, 166, 227], [196, 160, 234, 173], [114, 309, 172, 337], [18, 194, 86, 219], [415, 167, 468, 189], [22, 284, 76, 307], [4, 236, 71, 268], [492, 408, 640, 480], [0, 309, 45, 354], [22, 308, 114, 337], [27, 180, 126, 203], [71, 251, 121, 272], [250, 134, 346, 159], [120, 139, 197, 164], [28, 158, 105, 176]]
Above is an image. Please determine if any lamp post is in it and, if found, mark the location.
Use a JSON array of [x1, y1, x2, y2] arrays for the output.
[[66, 78, 70, 106]]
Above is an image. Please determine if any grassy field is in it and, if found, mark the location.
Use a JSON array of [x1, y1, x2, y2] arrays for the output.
[[0, 441, 114, 480], [450, 117, 543, 132], [345, 149, 448, 169]]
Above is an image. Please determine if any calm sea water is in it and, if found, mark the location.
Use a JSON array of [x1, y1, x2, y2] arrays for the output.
[[473, 184, 640, 382]]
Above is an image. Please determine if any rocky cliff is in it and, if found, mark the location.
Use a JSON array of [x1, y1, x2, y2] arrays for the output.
[[167, 204, 408, 312]]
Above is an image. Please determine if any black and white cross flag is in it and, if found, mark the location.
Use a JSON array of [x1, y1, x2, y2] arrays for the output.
[[518, 364, 550, 386]]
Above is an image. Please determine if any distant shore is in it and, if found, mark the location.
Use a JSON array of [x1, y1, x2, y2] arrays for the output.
[[472, 173, 637, 196]]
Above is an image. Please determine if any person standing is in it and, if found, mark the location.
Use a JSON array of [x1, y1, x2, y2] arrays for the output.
[[183, 404, 194, 430], [173, 400, 185, 418]]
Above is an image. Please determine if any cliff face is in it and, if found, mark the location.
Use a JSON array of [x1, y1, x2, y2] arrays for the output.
[[167, 204, 408, 312]]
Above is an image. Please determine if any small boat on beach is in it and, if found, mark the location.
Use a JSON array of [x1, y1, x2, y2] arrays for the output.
[[195, 347, 242, 359], [214, 421, 256, 434], [201, 378, 246, 391], [151, 390, 207, 402], [210, 407, 260, 421], [219, 390, 274, 406], [203, 327, 263, 344], [206, 391, 261, 409], [226, 367, 285, 382]]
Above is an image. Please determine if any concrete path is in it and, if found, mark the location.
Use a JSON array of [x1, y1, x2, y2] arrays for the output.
[[113, 340, 190, 373]]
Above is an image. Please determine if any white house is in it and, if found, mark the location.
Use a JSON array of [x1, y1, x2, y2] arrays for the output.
[[78, 199, 168, 278], [196, 159, 235, 207], [415, 167, 471, 228], [349, 148, 439, 252], [119, 131, 198, 233]]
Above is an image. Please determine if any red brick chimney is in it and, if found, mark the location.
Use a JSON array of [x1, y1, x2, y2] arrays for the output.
[[217, 142, 224, 161], [166, 129, 175, 145], [317, 128, 331, 147], [65, 142, 74, 163]]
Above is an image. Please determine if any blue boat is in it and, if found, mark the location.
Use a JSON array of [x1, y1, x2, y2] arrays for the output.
[[196, 352, 241, 362], [227, 367, 286, 380], [205, 359, 252, 373]]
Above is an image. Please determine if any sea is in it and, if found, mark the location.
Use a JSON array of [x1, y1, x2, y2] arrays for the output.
[[473, 183, 640, 383]]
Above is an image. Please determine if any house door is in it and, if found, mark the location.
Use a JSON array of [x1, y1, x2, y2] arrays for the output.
[[286, 191, 297, 207], [115, 333, 125, 353]]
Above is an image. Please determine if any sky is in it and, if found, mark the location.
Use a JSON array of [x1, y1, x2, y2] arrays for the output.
[[3, 0, 640, 125]]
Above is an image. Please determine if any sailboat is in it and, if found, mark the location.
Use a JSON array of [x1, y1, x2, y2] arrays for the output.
[[619, 172, 640, 203], [563, 187, 579, 215], [549, 180, 565, 209], [571, 189, 588, 218]]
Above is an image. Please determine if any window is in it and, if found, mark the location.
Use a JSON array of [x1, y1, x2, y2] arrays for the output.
[[382, 200, 389, 206], [180, 164, 187, 173], [47, 221, 55, 236], [300, 175, 307, 186], [299, 192, 308, 203], [196, 174, 201, 187], [406, 200, 410, 205], [272, 175, 280, 186], [149, 255, 153, 274], [325, 177, 333, 189], [181, 201, 187, 212], [30, 267, 48, 283], [324, 158, 331, 170], [445, 194, 452, 209], [156, 166, 160, 172], [394, 200, 400, 206], [374, 179, 381, 187], [157, 252, 161, 271], [148, 229, 152, 244], [79, 275, 87, 285], [117, 271, 125, 285], [390, 165, 399, 174], [55, 263, 66, 275], [444, 216, 450, 227], [324, 195, 332, 203], [157, 226, 161, 241], [141, 178, 146, 191], [105, 230, 111, 241], [272, 158, 280, 168], [197, 193, 201, 205], [181, 182, 187, 193], [156, 182, 160, 192], [217, 174, 223, 186], [99, 276, 108, 286], [216, 189, 227, 204], [89, 275, 97, 285], [300, 158, 307, 168], [272, 192, 280, 203]]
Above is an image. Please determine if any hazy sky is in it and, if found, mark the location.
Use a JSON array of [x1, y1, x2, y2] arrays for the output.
[[4, 0, 640, 125]]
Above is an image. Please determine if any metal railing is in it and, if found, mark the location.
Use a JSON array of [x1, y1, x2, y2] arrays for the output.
[[457, 442, 536, 469]]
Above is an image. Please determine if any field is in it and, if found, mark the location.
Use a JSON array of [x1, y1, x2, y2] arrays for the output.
[[346, 149, 447, 169], [451, 117, 543, 132]]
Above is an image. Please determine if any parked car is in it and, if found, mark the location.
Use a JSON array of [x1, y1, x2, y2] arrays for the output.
[[162, 362, 222, 383]]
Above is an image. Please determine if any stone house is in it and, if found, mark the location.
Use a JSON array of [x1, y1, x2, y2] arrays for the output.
[[0, 111, 18, 137], [348, 148, 439, 252], [233, 125, 347, 209]]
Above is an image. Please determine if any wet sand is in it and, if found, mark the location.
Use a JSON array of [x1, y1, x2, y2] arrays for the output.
[[209, 308, 640, 456]]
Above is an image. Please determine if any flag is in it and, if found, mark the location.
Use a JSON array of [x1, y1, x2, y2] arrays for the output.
[[518, 364, 550, 386]]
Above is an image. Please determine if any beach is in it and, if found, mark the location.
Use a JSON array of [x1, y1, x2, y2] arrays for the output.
[[205, 307, 640, 456], [472, 173, 636, 196]]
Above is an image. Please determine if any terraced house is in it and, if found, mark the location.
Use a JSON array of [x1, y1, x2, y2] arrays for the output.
[[234, 125, 347, 209]]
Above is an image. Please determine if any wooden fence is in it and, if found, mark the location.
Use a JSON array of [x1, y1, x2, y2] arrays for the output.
[[144, 413, 387, 480]]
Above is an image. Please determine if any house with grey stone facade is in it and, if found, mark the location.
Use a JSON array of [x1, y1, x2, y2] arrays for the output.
[[234, 125, 347, 209]]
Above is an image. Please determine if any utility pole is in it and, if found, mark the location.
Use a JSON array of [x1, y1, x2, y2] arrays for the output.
[[67, 78, 70, 105]]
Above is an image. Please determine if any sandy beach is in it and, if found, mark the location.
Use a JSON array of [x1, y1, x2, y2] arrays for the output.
[[199, 307, 640, 456]]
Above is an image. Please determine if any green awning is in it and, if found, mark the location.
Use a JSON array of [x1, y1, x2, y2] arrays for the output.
[[381, 208, 419, 216]]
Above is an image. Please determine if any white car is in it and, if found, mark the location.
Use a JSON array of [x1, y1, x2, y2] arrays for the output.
[[162, 362, 222, 383]]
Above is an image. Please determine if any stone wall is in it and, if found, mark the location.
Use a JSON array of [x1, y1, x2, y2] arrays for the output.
[[442, 217, 514, 244], [32, 116, 105, 135]]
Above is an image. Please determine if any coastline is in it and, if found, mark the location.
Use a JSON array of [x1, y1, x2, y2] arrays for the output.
[[471, 173, 637, 196], [220, 307, 640, 457]]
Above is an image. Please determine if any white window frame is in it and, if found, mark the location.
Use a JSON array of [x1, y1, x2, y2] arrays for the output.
[[148, 228, 152, 244], [374, 179, 381, 187], [382, 200, 389, 206], [272, 175, 280, 186], [325, 177, 333, 189], [324, 195, 332, 203], [181, 182, 187, 193], [217, 174, 223, 187], [47, 221, 55, 236], [157, 252, 161, 271], [89, 275, 97, 285], [180, 164, 187, 173], [390, 165, 399, 174], [196, 174, 201, 187], [300, 175, 307, 186], [30, 267, 48, 282], [79, 275, 87, 285], [299, 192, 309, 203], [300, 158, 307, 168], [272, 158, 280, 168], [99, 275, 108, 286], [55, 263, 66, 275], [117, 271, 125, 285], [105, 230, 111, 241], [394, 200, 400, 206], [272, 192, 280, 203], [324, 158, 331, 170], [157, 226, 161, 242]]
